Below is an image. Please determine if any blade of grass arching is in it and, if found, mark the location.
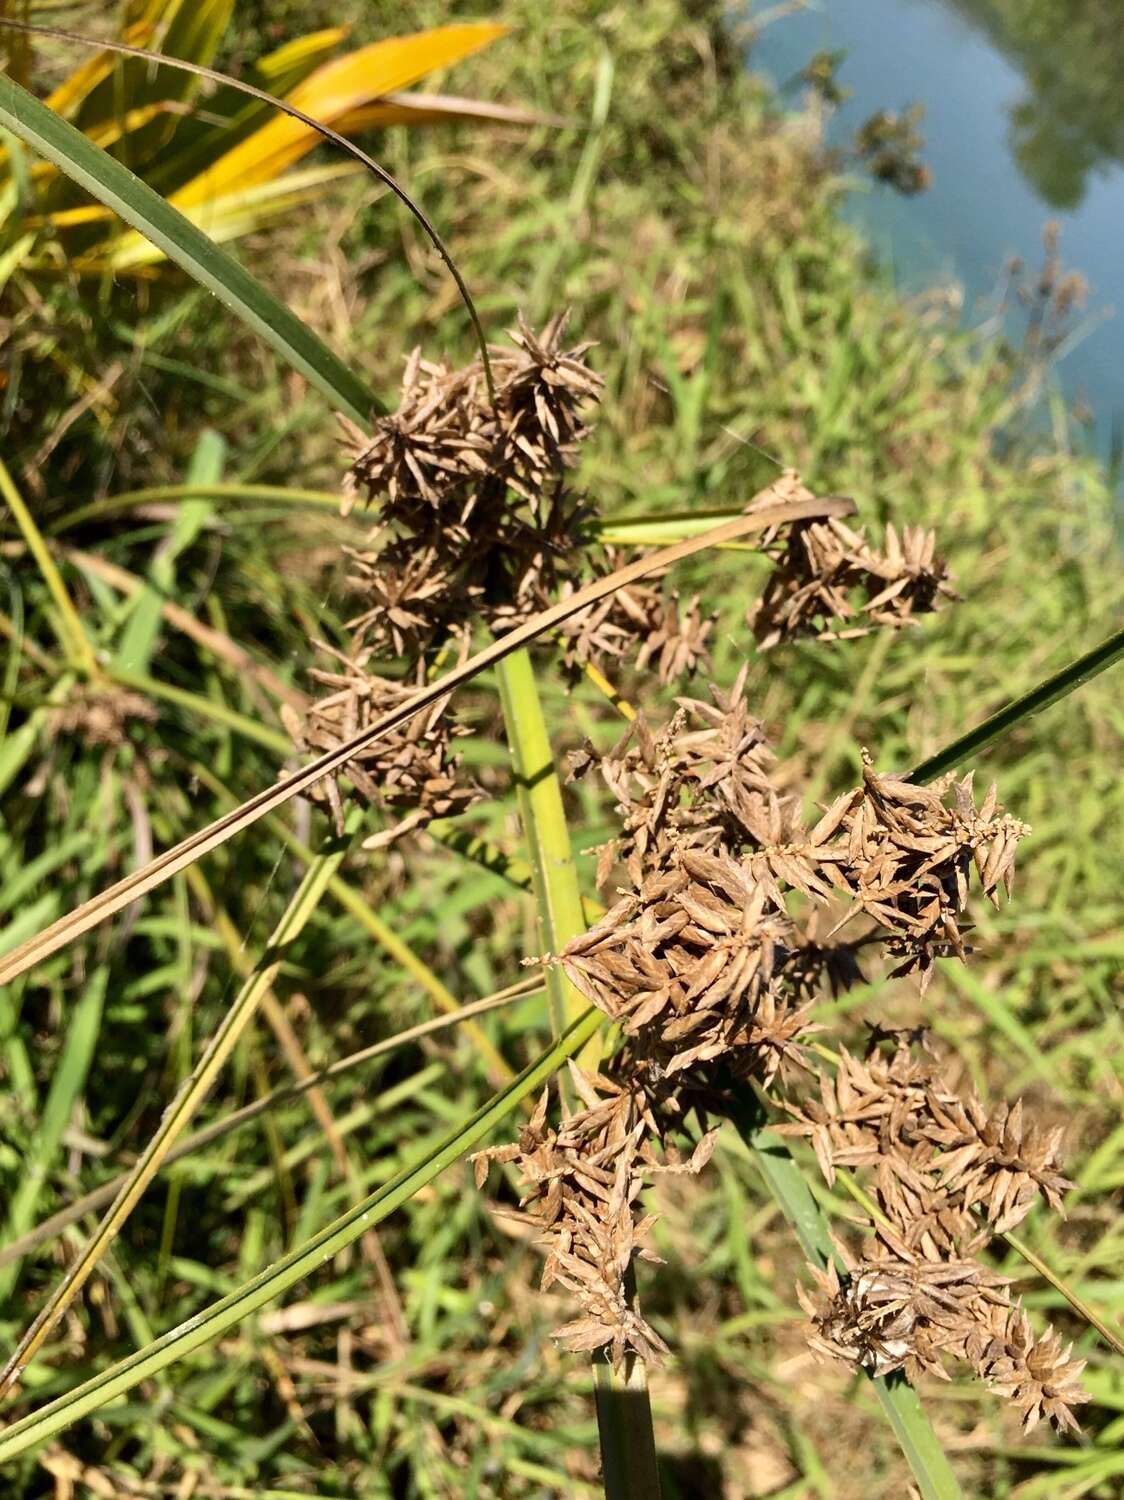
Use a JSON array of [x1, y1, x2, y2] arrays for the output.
[[52, 480, 343, 532], [0, 496, 855, 989], [107, 662, 291, 752], [0, 454, 97, 676], [724, 1094, 962, 1500], [0, 969, 108, 1301], [113, 428, 225, 674], [0, 979, 540, 1272], [496, 647, 659, 1496], [0, 1005, 603, 1462], [0, 810, 360, 1398], [909, 626, 1124, 784], [0, 72, 377, 425]]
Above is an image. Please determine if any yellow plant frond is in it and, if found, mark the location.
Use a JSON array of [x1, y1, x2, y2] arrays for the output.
[[254, 27, 348, 92], [170, 22, 506, 209]]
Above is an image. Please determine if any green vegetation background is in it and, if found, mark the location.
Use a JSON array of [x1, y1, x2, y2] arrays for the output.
[[1, 2, 1121, 1496]]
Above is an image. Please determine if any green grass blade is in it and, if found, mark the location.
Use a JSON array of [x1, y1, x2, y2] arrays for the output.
[[114, 429, 226, 673], [0, 969, 108, 1301], [910, 627, 1124, 784], [0, 73, 377, 425], [0, 1006, 602, 1463]]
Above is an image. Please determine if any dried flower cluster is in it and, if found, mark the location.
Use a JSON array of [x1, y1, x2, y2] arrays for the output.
[[337, 315, 602, 660], [280, 644, 479, 850], [48, 684, 157, 748], [285, 318, 956, 847], [787, 1032, 1087, 1432], [750, 514, 954, 649], [474, 1067, 717, 1366], [475, 671, 1071, 1431]]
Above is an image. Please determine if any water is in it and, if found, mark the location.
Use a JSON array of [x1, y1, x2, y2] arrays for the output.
[[749, 0, 1124, 466]]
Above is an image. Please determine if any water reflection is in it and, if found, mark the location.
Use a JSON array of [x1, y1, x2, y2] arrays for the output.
[[949, 0, 1124, 210], [750, 0, 1124, 461]]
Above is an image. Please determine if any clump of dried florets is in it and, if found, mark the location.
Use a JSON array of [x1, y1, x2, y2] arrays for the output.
[[812, 754, 1031, 990], [472, 1068, 716, 1367], [280, 643, 480, 849], [339, 316, 746, 685], [477, 673, 1077, 1440], [337, 314, 604, 661], [554, 550, 716, 686], [789, 1030, 1086, 1432], [48, 684, 157, 748], [750, 514, 955, 650]]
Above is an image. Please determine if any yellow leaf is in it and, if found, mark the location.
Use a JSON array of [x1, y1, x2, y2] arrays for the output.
[[169, 23, 507, 210]]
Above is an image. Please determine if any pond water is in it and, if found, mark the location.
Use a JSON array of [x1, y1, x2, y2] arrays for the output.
[[749, 0, 1124, 469]]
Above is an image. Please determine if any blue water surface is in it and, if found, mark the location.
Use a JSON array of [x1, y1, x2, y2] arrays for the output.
[[749, 0, 1124, 464]]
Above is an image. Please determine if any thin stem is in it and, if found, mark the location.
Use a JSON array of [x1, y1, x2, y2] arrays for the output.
[[0, 979, 540, 1273]]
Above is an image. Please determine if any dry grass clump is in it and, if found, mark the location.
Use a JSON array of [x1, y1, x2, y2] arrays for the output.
[[47, 683, 158, 748], [280, 643, 480, 848], [474, 674, 1085, 1432]]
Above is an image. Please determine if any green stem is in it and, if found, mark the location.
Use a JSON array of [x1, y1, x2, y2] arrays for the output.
[[495, 645, 660, 1497], [495, 647, 591, 1054]]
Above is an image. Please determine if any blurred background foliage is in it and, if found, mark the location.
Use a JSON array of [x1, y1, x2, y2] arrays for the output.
[[0, 1, 1121, 1496]]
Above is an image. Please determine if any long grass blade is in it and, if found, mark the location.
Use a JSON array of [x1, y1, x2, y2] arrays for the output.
[[0, 17, 497, 396], [727, 1095, 962, 1500], [0, 69, 377, 424], [910, 627, 1124, 784], [0, 1006, 603, 1462], [0, 454, 97, 676], [0, 493, 854, 990]]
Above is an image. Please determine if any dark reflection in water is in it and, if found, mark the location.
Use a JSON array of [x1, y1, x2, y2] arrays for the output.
[[750, 0, 1124, 463], [949, 0, 1124, 211]]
